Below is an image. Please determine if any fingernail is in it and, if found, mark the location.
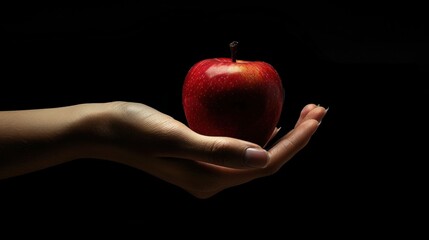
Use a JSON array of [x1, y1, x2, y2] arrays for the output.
[[245, 148, 269, 168], [318, 106, 329, 126]]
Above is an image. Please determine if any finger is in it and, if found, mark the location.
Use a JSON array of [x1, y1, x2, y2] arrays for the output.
[[302, 105, 327, 124], [263, 127, 282, 148], [264, 104, 322, 148], [209, 116, 324, 187], [269, 119, 320, 169], [171, 133, 270, 169], [277, 104, 327, 143], [178, 105, 327, 169], [295, 104, 326, 127]]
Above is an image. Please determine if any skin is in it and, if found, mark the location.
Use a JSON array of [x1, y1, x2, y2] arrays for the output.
[[0, 101, 327, 199]]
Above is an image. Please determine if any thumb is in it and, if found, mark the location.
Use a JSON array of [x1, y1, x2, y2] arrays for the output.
[[180, 134, 270, 169]]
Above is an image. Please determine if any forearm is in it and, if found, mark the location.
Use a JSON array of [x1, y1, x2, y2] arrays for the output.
[[0, 103, 114, 179]]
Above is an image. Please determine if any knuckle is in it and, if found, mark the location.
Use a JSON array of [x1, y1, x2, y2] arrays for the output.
[[205, 139, 229, 166]]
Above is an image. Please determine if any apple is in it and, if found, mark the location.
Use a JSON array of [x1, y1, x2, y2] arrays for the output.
[[182, 41, 284, 147]]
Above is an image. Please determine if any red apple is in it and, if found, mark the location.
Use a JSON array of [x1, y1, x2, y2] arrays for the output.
[[182, 41, 284, 147]]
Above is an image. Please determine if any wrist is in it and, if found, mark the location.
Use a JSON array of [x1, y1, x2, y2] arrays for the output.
[[67, 102, 124, 161]]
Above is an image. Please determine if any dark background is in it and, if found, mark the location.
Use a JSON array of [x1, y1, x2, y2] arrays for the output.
[[0, 2, 426, 229]]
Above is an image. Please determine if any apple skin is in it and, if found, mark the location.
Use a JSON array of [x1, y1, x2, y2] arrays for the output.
[[182, 57, 284, 147]]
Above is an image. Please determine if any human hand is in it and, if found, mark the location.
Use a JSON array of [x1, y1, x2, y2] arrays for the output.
[[85, 102, 327, 199]]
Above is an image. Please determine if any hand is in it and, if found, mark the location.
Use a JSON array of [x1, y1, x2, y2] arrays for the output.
[[87, 102, 327, 199]]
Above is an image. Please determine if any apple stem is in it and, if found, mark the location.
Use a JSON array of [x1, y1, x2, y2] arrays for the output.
[[230, 41, 238, 63]]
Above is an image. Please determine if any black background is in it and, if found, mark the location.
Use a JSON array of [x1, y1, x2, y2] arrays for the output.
[[0, 2, 427, 230]]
